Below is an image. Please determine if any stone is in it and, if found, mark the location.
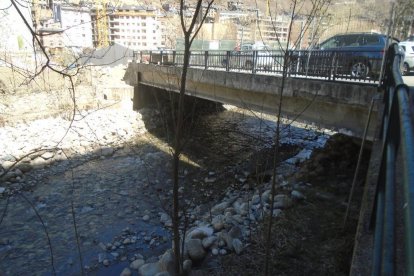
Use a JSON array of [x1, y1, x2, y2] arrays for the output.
[[262, 190, 271, 203], [0, 187, 5, 194], [186, 239, 206, 261], [212, 215, 225, 231], [41, 151, 54, 160], [211, 248, 219, 256], [1, 161, 14, 170], [204, 176, 216, 183], [183, 259, 192, 273], [2, 154, 15, 162], [229, 225, 242, 240], [272, 209, 283, 218], [187, 226, 213, 240], [139, 262, 162, 276], [202, 236, 217, 249], [123, 238, 131, 245], [217, 231, 233, 250], [159, 249, 174, 273], [232, 239, 243, 255], [13, 168, 23, 176], [291, 190, 305, 200], [101, 147, 114, 156], [219, 249, 227, 255], [273, 194, 293, 209], [315, 192, 335, 201], [120, 267, 132, 276], [211, 201, 229, 215], [251, 194, 260, 205], [103, 259, 110, 266], [142, 215, 150, 221], [31, 157, 46, 168], [155, 272, 170, 276], [160, 213, 170, 224], [234, 201, 249, 215], [130, 259, 145, 270], [135, 253, 144, 259], [17, 162, 32, 173]]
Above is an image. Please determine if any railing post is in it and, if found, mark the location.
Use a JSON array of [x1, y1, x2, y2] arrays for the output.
[[149, 51, 152, 64], [160, 51, 164, 65], [204, 51, 208, 70], [226, 51, 230, 72], [173, 51, 176, 65], [328, 51, 334, 81], [140, 51, 143, 63], [252, 50, 257, 74]]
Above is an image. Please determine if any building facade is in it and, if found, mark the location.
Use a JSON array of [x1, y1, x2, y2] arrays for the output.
[[60, 6, 93, 49], [92, 6, 164, 50]]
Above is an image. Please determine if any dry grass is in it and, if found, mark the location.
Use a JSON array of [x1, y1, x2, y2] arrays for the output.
[[208, 134, 370, 275]]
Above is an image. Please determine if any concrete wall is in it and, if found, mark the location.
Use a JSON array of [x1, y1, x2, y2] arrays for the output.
[[124, 63, 379, 138]]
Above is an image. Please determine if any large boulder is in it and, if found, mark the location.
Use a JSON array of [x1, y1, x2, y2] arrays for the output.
[[130, 259, 145, 270], [139, 262, 162, 276], [186, 239, 206, 261], [187, 226, 214, 240], [159, 249, 174, 274]]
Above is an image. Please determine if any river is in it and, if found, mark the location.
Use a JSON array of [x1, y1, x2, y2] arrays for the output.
[[0, 106, 329, 275]]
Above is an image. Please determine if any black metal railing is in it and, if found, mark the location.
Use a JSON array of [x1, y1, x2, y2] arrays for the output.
[[132, 49, 384, 83], [372, 43, 414, 275]]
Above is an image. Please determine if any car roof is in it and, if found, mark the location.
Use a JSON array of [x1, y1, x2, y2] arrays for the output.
[[333, 32, 386, 37]]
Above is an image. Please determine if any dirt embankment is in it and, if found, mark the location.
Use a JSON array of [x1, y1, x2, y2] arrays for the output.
[[210, 134, 371, 275], [0, 66, 131, 126]]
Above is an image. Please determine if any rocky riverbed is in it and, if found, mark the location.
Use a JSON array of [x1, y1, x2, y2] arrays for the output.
[[0, 106, 334, 275]]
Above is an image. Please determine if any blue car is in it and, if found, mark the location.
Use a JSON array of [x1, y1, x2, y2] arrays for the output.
[[291, 33, 399, 78]]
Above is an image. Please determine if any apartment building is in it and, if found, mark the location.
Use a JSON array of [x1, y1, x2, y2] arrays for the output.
[[33, 3, 93, 51], [92, 5, 164, 50], [60, 6, 93, 49]]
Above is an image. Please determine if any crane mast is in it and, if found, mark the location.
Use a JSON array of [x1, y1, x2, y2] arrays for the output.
[[95, 0, 109, 48]]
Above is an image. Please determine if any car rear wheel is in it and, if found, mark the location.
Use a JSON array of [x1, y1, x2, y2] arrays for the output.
[[351, 61, 369, 78], [402, 62, 409, 76]]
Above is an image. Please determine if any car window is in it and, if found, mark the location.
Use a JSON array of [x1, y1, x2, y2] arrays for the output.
[[401, 45, 406, 51], [341, 35, 360, 46], [320, 36, 339, 49], [363, 35, 380, 45]]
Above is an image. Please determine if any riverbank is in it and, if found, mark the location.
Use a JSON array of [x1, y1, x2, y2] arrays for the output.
[[0, 105, 365, 276]]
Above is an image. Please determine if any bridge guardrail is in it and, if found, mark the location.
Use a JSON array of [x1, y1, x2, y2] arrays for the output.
[[132, 49, 383, 83], [372, 43, 414, 275]]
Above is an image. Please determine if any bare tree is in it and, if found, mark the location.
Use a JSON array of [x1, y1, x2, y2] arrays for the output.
[[251, 1, 332, 275], [171, 0, 214, 274]]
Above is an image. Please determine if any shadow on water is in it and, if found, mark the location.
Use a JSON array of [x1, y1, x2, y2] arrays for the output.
[[0, 142, 178, 276]]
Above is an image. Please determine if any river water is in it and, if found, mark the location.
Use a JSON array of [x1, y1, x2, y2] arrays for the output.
[[0, 106, 329, 275]]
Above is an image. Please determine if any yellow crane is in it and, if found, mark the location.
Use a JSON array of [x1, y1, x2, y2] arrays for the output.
[[266, 0, 270, 17], [95, 0, 109, 48]]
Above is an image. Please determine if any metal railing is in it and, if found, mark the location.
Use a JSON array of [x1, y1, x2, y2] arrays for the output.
[[372, 43, 414, 275], [132, 49, 384, 83]]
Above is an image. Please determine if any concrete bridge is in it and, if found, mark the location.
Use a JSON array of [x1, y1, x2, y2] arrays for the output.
[[123, 62, 378, 138], [123, 44, 414, 275]]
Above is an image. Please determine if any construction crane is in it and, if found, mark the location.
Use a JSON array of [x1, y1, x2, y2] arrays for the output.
[[95, 0, 109, 48], [266, 0, 270, 17]]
